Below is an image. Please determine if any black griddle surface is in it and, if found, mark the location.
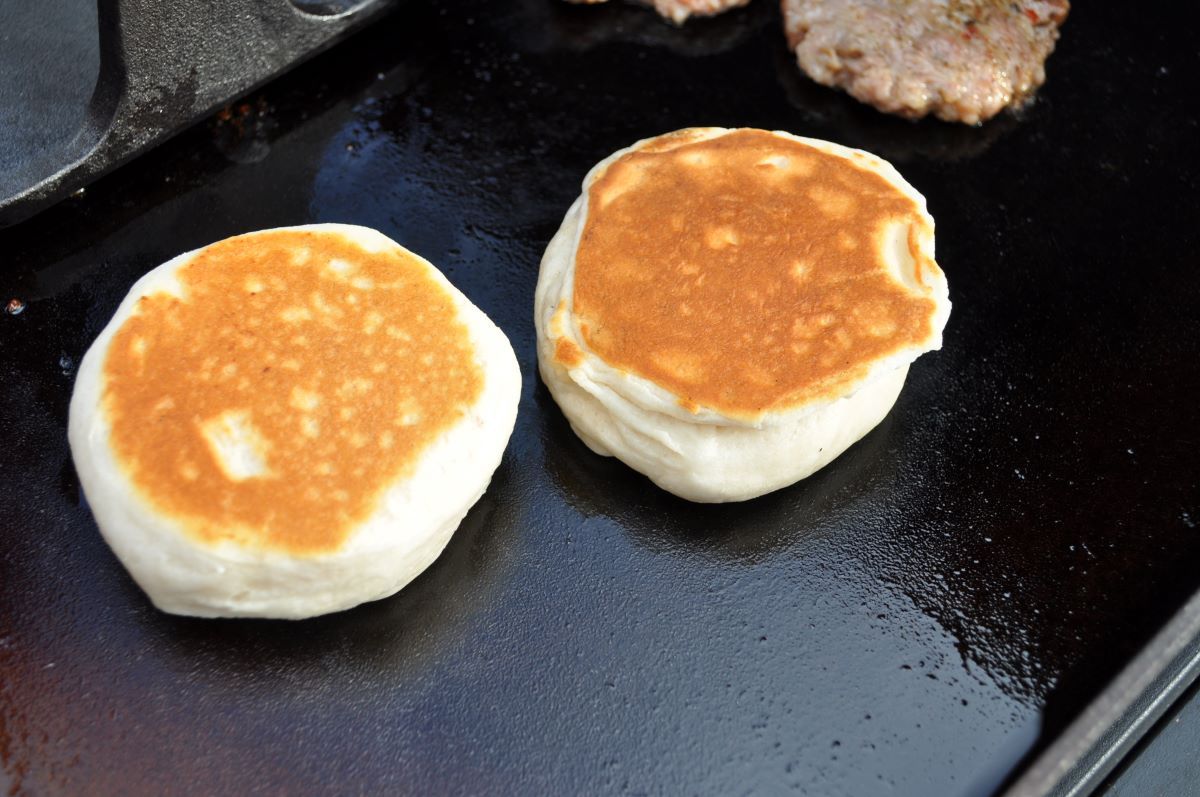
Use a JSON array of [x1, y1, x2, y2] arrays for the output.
[[2, 2, 1198, 794]]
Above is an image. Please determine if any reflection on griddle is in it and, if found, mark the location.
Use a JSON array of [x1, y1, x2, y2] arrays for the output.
[[506, 0, 771, 56], [210, 99, 278, 165], [772, 45, 1023, 164], [540, 370, 1054, 711]]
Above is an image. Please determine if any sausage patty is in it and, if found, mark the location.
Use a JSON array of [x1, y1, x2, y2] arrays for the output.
[[782, 0, 1069, 124]]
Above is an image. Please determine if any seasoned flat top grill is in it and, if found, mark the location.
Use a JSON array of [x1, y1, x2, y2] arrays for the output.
[[2, 2, 1198, 795]]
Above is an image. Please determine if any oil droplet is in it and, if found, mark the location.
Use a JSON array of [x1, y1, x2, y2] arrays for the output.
[[5, 298, 24, 315], [59, 354, 74, 374]]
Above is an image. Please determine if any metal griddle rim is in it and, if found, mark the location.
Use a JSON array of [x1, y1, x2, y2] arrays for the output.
[[1002, 587, 1200, 796]]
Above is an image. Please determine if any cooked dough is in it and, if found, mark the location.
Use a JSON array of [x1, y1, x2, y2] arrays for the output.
[[69, 225, 520, 618], [783, 0, 1070, 124], [564, 0, 751, 25], [535, 128, 950, 502]]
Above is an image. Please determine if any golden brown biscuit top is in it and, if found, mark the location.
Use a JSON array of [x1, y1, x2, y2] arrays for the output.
[[568, 129, 941, 418], [102, 229, 483, 555]]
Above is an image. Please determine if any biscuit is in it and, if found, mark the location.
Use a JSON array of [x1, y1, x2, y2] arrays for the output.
[[70, 224, 520, 618], [535, 128, 949, 501]]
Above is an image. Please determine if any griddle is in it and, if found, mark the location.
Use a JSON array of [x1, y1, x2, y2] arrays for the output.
[[2, 2, 1198, 795]]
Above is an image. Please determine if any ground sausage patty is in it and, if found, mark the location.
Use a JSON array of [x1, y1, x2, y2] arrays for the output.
[[565, 0, 752, 25], [783, 0, 1069, 124]]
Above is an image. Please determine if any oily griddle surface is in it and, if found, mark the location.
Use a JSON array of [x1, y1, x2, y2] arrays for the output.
[[2, 1, 1198, 794]]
